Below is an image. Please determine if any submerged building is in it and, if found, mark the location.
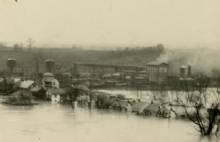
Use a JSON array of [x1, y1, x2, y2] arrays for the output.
[[42, 72, 59, 89]]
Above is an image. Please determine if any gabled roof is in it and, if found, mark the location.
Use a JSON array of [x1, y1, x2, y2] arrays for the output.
[[43, 72, 54, 77], [30, 86, 42, 92], [20, 80, 34, 89]]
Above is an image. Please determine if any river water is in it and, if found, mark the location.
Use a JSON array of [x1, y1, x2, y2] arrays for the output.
[[0, 96, 218, 142]]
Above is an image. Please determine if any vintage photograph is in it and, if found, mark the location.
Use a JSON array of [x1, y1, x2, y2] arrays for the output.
[[0, 0, 219, 142]]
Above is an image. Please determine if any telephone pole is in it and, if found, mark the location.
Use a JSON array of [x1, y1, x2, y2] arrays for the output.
[[27, 38, 34, 52]]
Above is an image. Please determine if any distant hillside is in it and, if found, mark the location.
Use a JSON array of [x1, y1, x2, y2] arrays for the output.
[[0, 44, 165, 73]]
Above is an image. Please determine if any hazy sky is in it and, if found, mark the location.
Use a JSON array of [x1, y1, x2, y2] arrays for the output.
[[0, 0, 219, 48]]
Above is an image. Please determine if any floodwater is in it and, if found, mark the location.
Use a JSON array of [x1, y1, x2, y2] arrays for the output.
[[0, 98, 218, 142], [99, 88, 220, 106]]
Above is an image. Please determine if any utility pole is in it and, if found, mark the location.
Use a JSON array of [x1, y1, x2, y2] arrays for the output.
[[27, 38, 34, 52], [35, 54, 39, 80], [27, 38, 38, 79]]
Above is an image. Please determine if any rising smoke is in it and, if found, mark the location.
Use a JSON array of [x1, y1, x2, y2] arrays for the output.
[[155, 47, 220, 77]]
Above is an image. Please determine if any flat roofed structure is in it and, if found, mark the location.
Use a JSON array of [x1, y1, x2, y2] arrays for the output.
[[146, 62, 169, 83]]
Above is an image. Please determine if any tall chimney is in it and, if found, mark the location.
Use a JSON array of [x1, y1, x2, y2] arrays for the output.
[[45, 59, 55, 73], [7, 58, 17, 75], [187, 65, 191, 77]]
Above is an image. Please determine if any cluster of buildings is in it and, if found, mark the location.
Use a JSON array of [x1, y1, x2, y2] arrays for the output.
[[71, 62, 193, 88], [0, 56, 197, 91], [0, 58, 62, 101]]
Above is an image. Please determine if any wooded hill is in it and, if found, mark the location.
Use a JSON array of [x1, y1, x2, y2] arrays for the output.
[[0, 44, 165, 73]]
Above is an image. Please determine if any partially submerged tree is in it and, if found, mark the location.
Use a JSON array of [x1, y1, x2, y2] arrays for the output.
[[177, 75, 220, 136]]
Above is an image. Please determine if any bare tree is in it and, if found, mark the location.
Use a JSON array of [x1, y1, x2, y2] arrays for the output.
[[176, 75, 220, 136]]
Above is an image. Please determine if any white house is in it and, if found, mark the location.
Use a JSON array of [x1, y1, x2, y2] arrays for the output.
[[42, 72, 61, 101], [42, 72, 59, 89]]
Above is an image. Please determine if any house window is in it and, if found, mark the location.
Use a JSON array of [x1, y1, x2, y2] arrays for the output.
[[45, 81, 52, 88]]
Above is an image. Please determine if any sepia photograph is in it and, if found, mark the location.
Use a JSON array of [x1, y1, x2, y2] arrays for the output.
[[0, 0, 219, 142]]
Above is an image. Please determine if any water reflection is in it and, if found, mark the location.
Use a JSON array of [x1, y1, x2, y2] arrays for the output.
[[0, 101, 218, 142]]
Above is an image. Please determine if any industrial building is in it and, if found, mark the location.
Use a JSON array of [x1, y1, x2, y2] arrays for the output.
[[146, 62, 169, 83], [179, 65, 192, 78]]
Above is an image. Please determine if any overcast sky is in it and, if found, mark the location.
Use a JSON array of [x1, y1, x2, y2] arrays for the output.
[[0, 0, 219, 48]]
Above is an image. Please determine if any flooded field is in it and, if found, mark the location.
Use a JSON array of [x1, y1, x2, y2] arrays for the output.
[[0, 97, 218, 142]]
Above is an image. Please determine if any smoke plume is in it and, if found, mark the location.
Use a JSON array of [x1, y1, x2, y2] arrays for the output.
[[155, 47, 220, 77]]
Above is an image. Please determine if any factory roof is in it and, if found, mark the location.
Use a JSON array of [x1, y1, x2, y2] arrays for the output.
[[146, 61, 168, 66]]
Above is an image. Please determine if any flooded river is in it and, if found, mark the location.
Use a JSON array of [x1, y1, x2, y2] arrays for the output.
[[0, 97, 218, 142]]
